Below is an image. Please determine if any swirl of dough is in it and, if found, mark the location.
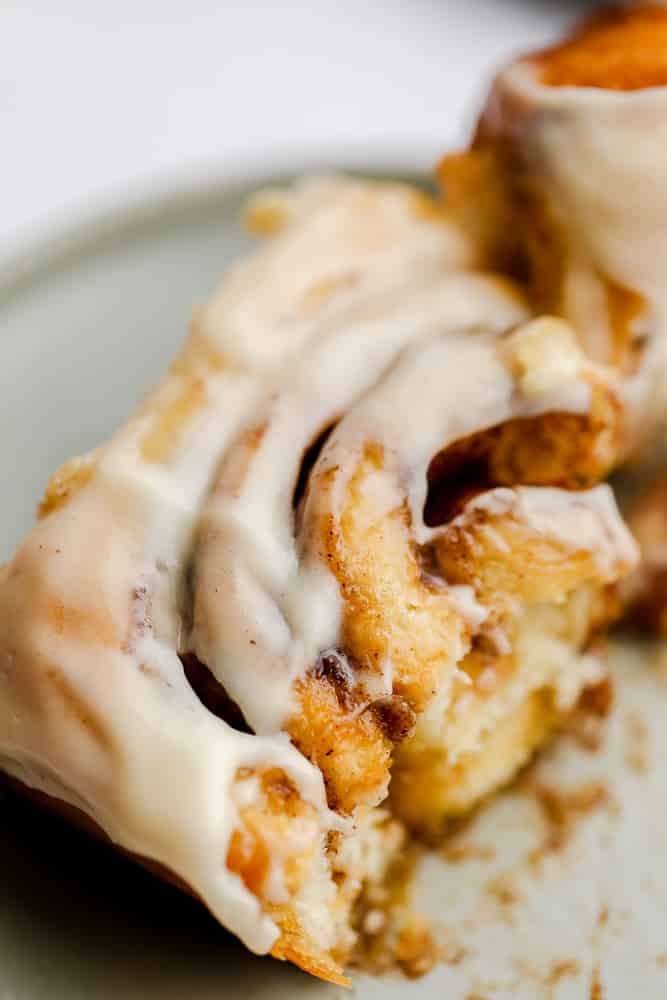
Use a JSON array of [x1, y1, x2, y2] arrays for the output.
[[0, 174, 640, 981], [0, 178, 485, 982], [191, 189, 636, 832]]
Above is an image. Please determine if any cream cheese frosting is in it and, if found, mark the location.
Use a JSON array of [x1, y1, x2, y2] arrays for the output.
[[482, 55, 667, 443], [0, 175, 638, 956]]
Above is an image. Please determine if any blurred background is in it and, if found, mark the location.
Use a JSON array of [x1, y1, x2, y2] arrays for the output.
[[1, 0, 590, 259]]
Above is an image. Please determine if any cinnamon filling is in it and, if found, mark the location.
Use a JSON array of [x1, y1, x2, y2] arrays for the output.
[[180, 653, 252, 734]]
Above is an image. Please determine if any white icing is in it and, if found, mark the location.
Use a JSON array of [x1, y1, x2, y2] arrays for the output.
[[193, 282, 528, 732], [448, 585, 490, 632], [506, 315, 585, 397], [193, 220, 626, 750], [0, 177, 478, 953], [488, 58, 667, 443], [448, 485, 639, 578]]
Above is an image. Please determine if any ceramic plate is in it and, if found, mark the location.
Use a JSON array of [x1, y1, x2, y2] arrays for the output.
[[1, 172, 666, 1000]]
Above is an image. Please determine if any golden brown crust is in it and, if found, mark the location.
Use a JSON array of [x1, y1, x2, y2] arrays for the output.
[[228, 769, 351, 987], [426, 388, 623, 528], [534, 5, 667, 92], [290, 673, 392, 815], [286, 443, 466, 814], [435, 506, 603, 612], [287, 378, 630, 833], [333, 446, 467, 712]]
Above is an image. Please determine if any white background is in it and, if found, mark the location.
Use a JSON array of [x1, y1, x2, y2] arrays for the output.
[[1, 0, 588, 259]]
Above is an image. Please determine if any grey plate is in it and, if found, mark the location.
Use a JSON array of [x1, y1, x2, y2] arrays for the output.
[[1, 172, 666, 1000]]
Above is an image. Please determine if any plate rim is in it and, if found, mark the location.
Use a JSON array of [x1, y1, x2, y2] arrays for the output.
[[0, 156, 429, 311]]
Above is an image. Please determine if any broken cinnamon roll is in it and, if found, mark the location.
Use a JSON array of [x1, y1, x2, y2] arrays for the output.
[[0, 173, 639, 982], [438, 3, 667, 450]]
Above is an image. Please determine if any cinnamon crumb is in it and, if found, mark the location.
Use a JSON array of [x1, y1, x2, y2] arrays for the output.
[[566, 713, 605, 753], [579, 677, 615, 718], [486, 872, 523, 906], [442, 841, 495, 864], [590, 963, 604, 1000], [313, 649, 356, 709], [441, 939, 468, 966], [547, 959, 580, 985], [624, 711, 650, 774], [528, 781, 612, 862], [395, 915, 439, 979], [369, 695, 417, 743], [352, 845, 432, 978], [565, 677, 614, 752]]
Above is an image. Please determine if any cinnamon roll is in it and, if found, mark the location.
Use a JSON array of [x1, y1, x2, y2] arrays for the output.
[[0, 174, 638, 981], [5, 5, 666, 981], [438, 2, 667, 450]]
